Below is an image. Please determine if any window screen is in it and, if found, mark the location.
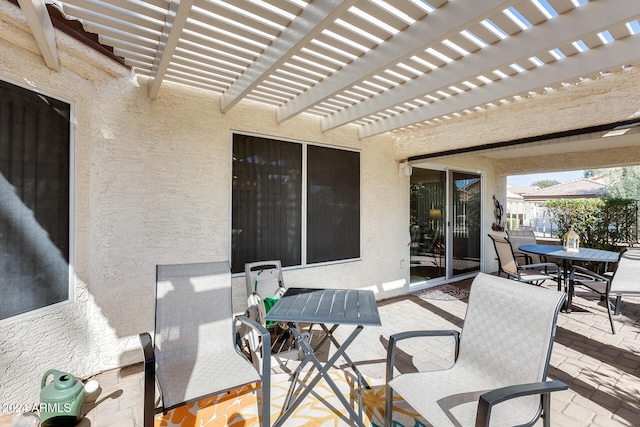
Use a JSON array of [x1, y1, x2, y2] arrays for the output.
[[232, 134, 360, 273], [0, 80, 71, 320], [307, 145, 360, 263]]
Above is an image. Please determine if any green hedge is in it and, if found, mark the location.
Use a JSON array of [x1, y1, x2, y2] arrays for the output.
[[545, 198, 638, 250]]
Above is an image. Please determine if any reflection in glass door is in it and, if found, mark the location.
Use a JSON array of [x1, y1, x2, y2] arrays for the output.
[[409, 169, 446, 283], [410, 168, 481, 284], [451, 171, 481, 276]]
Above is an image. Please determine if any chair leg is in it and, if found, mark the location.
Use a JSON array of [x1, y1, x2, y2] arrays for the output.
[[606, 295, 617, 335], [260, 337, 271, 427], [615, 295, 622, 315], [542, 392, 551, 427], [142, 367, 155, 427], [259, 377, 271, 427], [384, 384, 393, 427], [139, 333, 156, 427]]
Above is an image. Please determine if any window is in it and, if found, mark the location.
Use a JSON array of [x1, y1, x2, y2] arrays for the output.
[[231, 134, 360, 273], [0, 80, 71, 320]]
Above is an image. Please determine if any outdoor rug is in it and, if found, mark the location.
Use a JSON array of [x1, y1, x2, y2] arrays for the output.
[[154, 369, 426, 427], [411, 284, 469, 301]]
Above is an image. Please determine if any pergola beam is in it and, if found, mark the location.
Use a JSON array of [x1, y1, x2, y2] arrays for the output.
[[17, 0, 59, 71], [326, 0, 640, 132], [358, 34, 640, 139], [220, 0, 358, 113], [276, 0, 511, 123], [148, 0, 193, 99]]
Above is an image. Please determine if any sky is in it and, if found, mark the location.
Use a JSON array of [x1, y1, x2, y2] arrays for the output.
[[507, 170, 585, 187]]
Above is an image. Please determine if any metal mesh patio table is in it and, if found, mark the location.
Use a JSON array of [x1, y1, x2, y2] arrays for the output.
[[265, 287, 381, 427]]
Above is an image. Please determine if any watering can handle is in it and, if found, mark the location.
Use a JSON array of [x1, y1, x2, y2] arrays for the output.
[[41, 369, 61, 389]]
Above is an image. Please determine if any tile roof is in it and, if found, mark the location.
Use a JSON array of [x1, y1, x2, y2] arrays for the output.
[[523, 178, 606, 200], [508, 185, 540, 196]]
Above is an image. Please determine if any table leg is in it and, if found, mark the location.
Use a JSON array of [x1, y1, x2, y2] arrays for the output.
[[562, 259, 573, 313], [316, 324, 371, 389], [274, 325, 367, 427]]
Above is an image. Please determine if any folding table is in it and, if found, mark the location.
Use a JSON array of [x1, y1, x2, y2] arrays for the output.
[[265, 287, 381, 427]]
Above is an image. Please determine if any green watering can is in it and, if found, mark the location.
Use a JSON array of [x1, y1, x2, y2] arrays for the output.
[[40, 370, 86, 427]]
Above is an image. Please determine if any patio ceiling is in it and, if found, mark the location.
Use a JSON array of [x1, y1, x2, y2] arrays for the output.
[[14, 0, 640, 139]]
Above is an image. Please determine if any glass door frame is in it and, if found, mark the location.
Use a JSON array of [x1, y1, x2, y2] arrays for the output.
[[409, 164, 484, 287]]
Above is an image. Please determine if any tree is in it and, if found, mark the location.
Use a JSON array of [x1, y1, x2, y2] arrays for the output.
[[584, 166, 640, 199], [583, 169, 602, 178], [531, 179, 559, 188], [604, 166, 640, 199]]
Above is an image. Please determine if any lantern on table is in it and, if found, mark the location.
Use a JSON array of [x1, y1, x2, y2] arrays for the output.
[[563, 227, 580, 252]]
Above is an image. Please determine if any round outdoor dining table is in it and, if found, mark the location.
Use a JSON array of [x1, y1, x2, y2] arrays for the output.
[[518, 244, 620, 312]]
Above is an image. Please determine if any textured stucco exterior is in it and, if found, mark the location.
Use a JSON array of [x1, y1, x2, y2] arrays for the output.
[[0, 1, 412, 405]]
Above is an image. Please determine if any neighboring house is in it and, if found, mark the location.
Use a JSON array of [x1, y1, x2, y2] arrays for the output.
[[507, 179, 607, 235]]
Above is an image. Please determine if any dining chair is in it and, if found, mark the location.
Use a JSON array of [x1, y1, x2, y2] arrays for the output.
[[489, 234, 560, 286], [139, 261, 271, 427], [506, 229, 547, 263], [569, 248, 640, 333], [385, 272, 567, 427]]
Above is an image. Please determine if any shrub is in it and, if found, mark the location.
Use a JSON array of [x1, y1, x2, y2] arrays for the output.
[[545, 198, 638, 250]]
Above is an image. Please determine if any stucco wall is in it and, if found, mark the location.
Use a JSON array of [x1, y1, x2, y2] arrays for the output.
[[0, 2, 409, 405]]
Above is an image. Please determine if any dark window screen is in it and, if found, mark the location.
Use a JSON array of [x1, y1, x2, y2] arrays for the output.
[[232, 135, 360, 273], [232, 134, 302, 273], [0, 80, 71, 320], [307, 145, 360, 263]]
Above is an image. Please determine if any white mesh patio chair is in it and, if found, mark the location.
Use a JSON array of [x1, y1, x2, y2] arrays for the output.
[[506, 229, 558, 265], [385, 272, 567, 427], [489, 234, 560, 287], [570, 248, 640, 334], [506, 230, 562, 290], [506, 229, 541, 261], [139, 261, 271, 427]]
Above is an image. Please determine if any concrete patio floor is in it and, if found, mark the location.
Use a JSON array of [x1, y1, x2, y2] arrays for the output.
[[15, 275, 637, 427]]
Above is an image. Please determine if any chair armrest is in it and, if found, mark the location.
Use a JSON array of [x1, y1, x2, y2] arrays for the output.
[[386, 330, 460, 383], [234, 315, 271, 376], [570, 266, 610, 282], [475, 380, 568, 427], [513, 252, 531, 263], [139, 332, 154, 363], [519, 262, 560, 273], [235, 314, 270, 336]]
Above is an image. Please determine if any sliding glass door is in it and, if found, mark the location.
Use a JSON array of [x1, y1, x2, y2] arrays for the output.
[[451, 171, 481, 276], [410, 168, 481, 284], [409, 169, 446, 283]]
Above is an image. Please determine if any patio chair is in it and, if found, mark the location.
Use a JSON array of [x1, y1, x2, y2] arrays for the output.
[[489, 234, 560, 287], [506, 229, 551, 265], [385, 272, 567, 427], [569, 248, 640, 334], [139, 261, 271, 427]]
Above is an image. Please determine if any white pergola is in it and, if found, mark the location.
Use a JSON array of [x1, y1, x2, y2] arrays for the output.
[[15, 0, 640, 139]]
